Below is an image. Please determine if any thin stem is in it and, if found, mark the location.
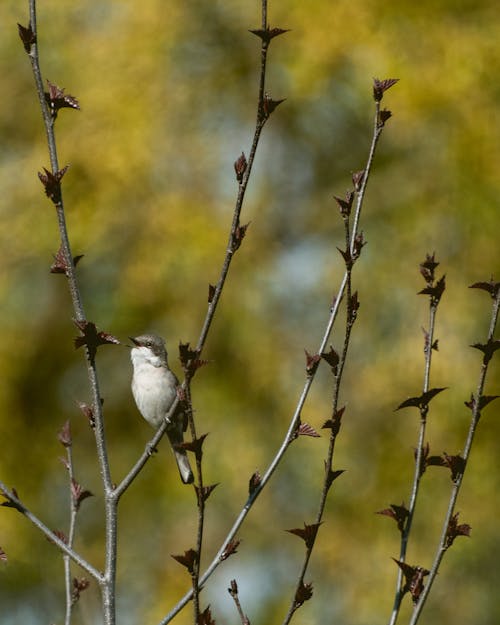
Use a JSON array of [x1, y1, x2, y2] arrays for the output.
[[185, 380, 203, 623], [28, 0, 112, 491], [63, 444, 77, 625], [408, 288, 499, 625], [28, 0, 84, 320], [114, 399, 181, 499], [25, 3, 115, 623], [161, 92, 389, 625], [194, 51, 269, 355], [0, 481, 102, 582], [350, 101, 383, 252], [388, 298, 439, 625], [228, 580, 250, 625], [281, 152, 370, 625], [101, 498, 118, 625]]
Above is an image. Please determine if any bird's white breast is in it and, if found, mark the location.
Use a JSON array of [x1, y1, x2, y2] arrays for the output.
[[131, 348, 177, 428]]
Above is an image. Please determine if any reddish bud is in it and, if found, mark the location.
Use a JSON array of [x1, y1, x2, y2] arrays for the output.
[[294, 581, 313, 608], [51, 529, 68, 545], [351, 170, 365, 191], [322, 406, 345, 436], [337, 246, 353, 268], [73, 320, 120, 361], [249, 27, 290, 42], [45, 80, 80, 119], [396, 387, 447, 411], [469, 278, 500, 299], [442, 453, 466, 482], [38, 165, 69, 204], [352, 233, 366, 260], [297, 422, 320, 438], [325, 468, 345, 491], [172, 548, 198, 573], [249, 470, 261, 495], [304, 350, 321, 376], [419, 253, 439, 284], [58, 420, 72, 447], [1, 487, 24, 513], [392, 559, 429, 603], [231, 222, 250, 251], [373, 78, 399, 102], [71, 479, 93, 511], [418, 275, 446, 306], [50, 246, 83, 275], [321, 346, 339, 375], [198, 606, 216, 625], [377, 502, 409, 533], [221, 538, 240, 561], [234, 152, 247, 183], [261, 93, 286, 120], [470, 338, 500, 365], [17, 23, 36, 52], [195, 483, 219, 504], [78, 401, 95, 428], [445, 512, 471, 549], [208, 284, 216, 303], [334, 191, 354, 217], [286, 522, 322, 549], [72, 577, 90, 605], [228, 579, 238, 596], [182, 434, 208, 462], [378, 108, 393, 126]]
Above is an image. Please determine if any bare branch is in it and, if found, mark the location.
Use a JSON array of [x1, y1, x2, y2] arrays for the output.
[[408, 283, 499, 625], [0, 481, 102, 582]]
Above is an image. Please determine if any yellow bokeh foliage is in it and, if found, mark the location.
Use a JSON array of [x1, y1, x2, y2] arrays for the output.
[[0, 1, 498, 624]]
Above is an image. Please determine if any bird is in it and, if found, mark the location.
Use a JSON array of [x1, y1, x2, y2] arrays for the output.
[[129, 333, 194, 484]]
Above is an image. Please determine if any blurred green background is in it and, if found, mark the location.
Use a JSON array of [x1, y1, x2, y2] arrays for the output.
[[0, 1, 498, 624]]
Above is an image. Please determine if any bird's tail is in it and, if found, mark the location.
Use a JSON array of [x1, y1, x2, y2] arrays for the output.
[[167, 427, 194, 484]]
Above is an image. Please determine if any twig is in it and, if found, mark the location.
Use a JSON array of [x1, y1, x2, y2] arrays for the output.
[[114, 0, 277, 504], [114, 400, 181, 499], [388, 255, 445, 625], [60, 423, 77, 625], [228, 579, 250, 625], [0, 481, 102, 582], [22, 3, 116, 622], [282, 92, 390, 625], [408, 283, 499, 625], [185, 380, 203, 623], [161, 79, 395, 625], [194, 3, 271, 357]]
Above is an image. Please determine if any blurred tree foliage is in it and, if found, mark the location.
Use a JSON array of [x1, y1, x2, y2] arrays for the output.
[[0, 1, 498, 624]]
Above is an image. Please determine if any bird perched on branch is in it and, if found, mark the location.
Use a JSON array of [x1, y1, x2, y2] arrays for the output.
[[130, 334, 194, 484]]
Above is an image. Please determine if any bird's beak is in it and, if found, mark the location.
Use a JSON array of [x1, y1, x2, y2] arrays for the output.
[[129, 336, 140, 346]]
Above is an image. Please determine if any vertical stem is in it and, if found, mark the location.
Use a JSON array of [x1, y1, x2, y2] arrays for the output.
[[195, 8, 269, 357], [102, 497, 118, 625], [185, 380, 203, 623], [281, 100, 386, 621], [26, 3, 116, 623], [388, 298, 438, 625], [408, 289, 499, 625], [63, 444, 76, 625]]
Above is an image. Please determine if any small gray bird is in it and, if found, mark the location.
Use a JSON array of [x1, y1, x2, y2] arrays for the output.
[[130, 334, 194, 484]]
